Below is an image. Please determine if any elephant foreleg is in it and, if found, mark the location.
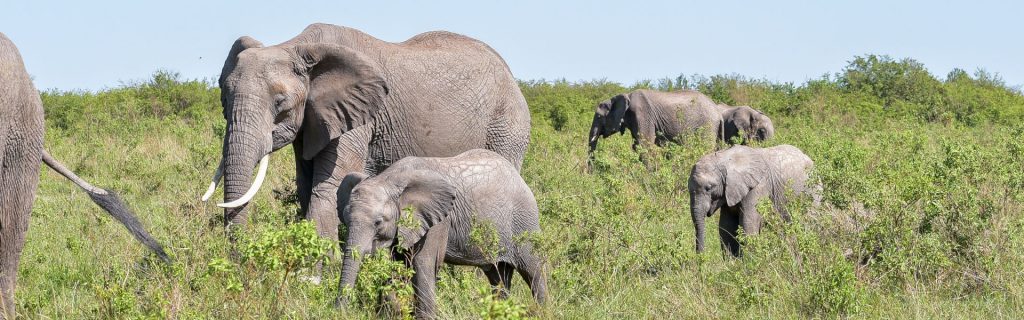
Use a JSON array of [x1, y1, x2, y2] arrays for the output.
[[411, 224, 449, 319], [305, 126, 371, 244], [718, 208, 742, 257], [294, 149, 314, 222], [307, 140, 366, 243], [633, 125, 658, 169]]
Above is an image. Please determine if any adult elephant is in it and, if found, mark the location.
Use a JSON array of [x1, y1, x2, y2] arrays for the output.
[[1, 32, 169, 319], [586, 90, 774, 166], [688, 145, 817, 257], [200, 23, 531, 243]]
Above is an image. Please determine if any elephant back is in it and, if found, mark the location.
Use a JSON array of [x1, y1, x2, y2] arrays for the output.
[[766, 145, 815, 193]]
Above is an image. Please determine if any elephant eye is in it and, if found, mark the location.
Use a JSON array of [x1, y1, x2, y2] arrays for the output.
[[273, 94, 289, 108]]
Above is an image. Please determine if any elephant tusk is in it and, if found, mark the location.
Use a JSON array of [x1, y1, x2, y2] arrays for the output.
[[200, 159, 224, 201], [217, 154, 270, 208]]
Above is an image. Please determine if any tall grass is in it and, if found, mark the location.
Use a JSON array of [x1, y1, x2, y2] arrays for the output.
[[15, 55, 1024, 318]]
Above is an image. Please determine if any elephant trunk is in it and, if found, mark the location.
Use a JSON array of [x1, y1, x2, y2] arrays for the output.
[[692, 207, 706, 252], [586, 115, 602, 172], [219, 107, 273, 229], [691, 196, 709, 253], [336, 229, 373, 307], [204, 100, 297, 206]]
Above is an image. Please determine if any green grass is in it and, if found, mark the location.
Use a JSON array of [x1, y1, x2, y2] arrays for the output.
[[14, 54, 1024, 319]]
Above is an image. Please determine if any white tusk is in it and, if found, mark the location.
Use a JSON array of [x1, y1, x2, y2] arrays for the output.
[[217, 154, 269, 208], [201, 159, 224, 201]]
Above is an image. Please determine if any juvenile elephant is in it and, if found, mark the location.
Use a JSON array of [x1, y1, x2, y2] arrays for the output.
[[688, 145, 814, 257], [335, 149, 546, 318], [200, 23, 531, 245], [0, 33, 168, 318], [587, 90, 774, 164]]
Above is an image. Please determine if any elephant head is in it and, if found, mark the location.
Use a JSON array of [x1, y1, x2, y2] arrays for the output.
[[334, 170, 454, 304], [688, 148, 766, 252], [721, 106, 774, 144], [200, 36, 389, 222], [587, 95, 631, 162]]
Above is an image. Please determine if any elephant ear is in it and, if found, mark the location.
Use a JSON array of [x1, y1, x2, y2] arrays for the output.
[[293, 43, 389, 160], [219, 36, 263, 88], [607, 94, 630, 135], [594, 99, 612, 116], [336, 172, 369, 225], [724, 154, 765, 207], [395, 170, 456, 250]]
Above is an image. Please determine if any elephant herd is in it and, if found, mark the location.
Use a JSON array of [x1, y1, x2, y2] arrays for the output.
[[0, 23, 819, 319]]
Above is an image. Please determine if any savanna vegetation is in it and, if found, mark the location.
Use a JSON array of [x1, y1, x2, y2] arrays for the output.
[[16, 54, 1024, 318]]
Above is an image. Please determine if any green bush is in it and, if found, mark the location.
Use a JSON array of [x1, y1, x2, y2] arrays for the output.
[[349, 249, 416, 317]]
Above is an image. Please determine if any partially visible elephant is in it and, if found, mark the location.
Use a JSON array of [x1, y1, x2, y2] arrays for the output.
[[716, 104, 775, 144], [200, 23, 531, 247], [688, 145, 815, 257], [0, 32, 169, 319], [335, 149, 546, 318], [587, 90, 774, 165]]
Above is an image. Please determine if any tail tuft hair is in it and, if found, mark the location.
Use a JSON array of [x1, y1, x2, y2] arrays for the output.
[[87, 190, 171, 263]]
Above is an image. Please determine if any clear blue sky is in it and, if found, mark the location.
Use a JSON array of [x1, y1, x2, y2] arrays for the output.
[[1, 0, 1021, 91]]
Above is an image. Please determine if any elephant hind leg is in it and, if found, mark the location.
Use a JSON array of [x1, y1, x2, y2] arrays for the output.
[[0, 137, 41, 319], [483, 262, 515, 299], [0, 204, 28, 320], [515, 251, 547, 304], [485, 116, 529, 171]]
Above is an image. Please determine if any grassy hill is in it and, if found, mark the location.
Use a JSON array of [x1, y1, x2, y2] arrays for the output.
[[16, 54, 1024, 318]]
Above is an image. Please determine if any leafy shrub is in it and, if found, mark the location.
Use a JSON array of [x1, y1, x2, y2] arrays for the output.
[[477, 285, 529, 320], [241, 221, 332, 273], [349, 249, 415, 317]]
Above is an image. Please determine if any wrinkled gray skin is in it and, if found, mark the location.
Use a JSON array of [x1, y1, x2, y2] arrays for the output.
[[211, 23, 530, 244], [688, 145, 814, 257], [0, 33, 168, 319], [336, 149, 546, 318], [587, 90, 774, 166]]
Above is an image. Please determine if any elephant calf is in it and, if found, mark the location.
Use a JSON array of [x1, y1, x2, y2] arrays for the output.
[[688, 145, 816, 257], [335, 149, 546, 318], [587, 90, 774, 165]]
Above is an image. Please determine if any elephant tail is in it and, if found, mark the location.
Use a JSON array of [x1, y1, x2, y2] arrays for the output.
[[41, 150, 171, 263]]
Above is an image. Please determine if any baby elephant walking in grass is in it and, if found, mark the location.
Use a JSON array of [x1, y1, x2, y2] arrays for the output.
[[335, 149, 546, 318], [688, 145, 816, 257]]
